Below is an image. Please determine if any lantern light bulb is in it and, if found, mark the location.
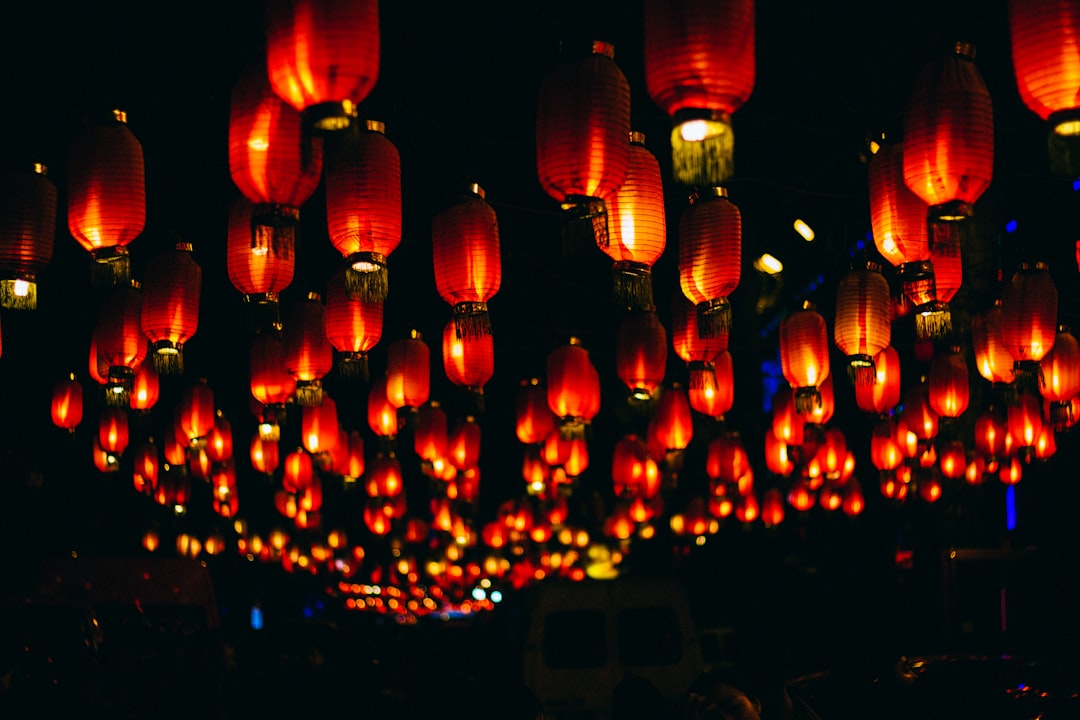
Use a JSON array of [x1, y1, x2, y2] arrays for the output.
[[794, 219, 815, 242], [754, 253, 784, 274], [12, 279, 29, 297], [677, 118, 728, 143]]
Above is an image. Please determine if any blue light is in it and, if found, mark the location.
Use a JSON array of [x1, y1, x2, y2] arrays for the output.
[[303, 605, 315, 618], [856, 238, 865, 250], [250, 605, 264, 630], [1006, 485, 1017, 531], [1073, 178, 1080, 191], [1005, 219, 1018, 233]]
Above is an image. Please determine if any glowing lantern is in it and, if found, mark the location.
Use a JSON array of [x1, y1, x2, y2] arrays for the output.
[[787, 480, 815, 512], [250, 435, 280, 475], [385, 330, 431, 411], [1000, 456, 1024, 485], [535, 40, 631, 238], [93, 436, 120, 473], [343, 431, 365, 480], [515, 378, 558, 445], [130, 355, 160, 412], [66, 109, 145, 283], [547, 339, 601, 436], [282, 447, 313, 494], [971, 302, 1016, 385], [448, 416, 482, 471], [442, 315, 494, 401], [691, 350, 734, 419], [249, 329, 296, 439], [974, 407, 1009, 461], [415, 402, 449, 465], [999, 262, 1058, 379], [1008, 390, 1044, 454], [918, 477, 943, 503], [678, 187, 742, 338], [1035, 425, 1057, 460], [367, 454, 403, 499], [612, 435, 659, 498], [902, 42, 994, 221], [903, 381, 939, 442], [601, 132, 667, 308], [324, 120, 402, 301], [141, 242, 201, 376], [264, 0, 380, 131], [206, 413, 234, 464], [854, 345, 901, 415], [819, 484, 843, 512], [643, 0, 755, 186], [928, 347, 970, 418], [367, 375, 400, 440], [938, 440, 967, 480], [178, 380, 216, 446], [761, 488, 785, 527], [301, 395, 339, 456], [842, 479, 866, 517], [764, 427, 794, 477], [1041, 327, 1080, 426], [98, 406, 129, 456], [870, 418, 904, 472], [779, 301, 830, 412], [615, 308, 668, 402], [226, 196, 294, 326], [650, 384, 694, 453], [95, 281, 146, 406], [283, 292, 333, 406], [833, 261, 891, 386], [324, 263, 384, 380], [432, 182, 502, 338], [0, 163, 56, 310], [51, 374, 83, 432], [706, 433, 751, 485]]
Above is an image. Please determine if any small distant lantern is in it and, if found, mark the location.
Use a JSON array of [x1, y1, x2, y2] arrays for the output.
[[282, 447, 314, 494], [141, 242, 202, 376], [974, 407, 1010, 461], [367, 375, 400, 441], [250, 435, 280, 475], [833, 261, 891, 386], [130, 354, 160, 412], [546, 338, 601, 437], [615, 307, 668, 402], [178, 379, 216, 447], [448, 416, 482, 471], [779, 301, 830, 412], [442, 315, 494, 407], [283, 292, 334, 407], [971, 302, 1016, 385], [999, 262, 1058, 383], [324, 263, 384, 381], [51, 374, 84, 432], [0, 163, 56, 310], [301, 395, 339, 456], [678, 187, 742, 338], [98, 405, 130, 457], [414, 402, 449, 465], [649, 384, 694, 453], [206, 413, 234, 464]]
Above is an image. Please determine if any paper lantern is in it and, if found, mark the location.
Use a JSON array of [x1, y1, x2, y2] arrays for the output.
[[324, 263, 384, 381], [283, 292, 333, 406], [249, 329, 296, 440], [854, 345, 902, 416], [643, 0, 755, 186], [971, 302, 1016, 385], [51, 373, 83, 432], [0, 163, 56, 310], [611, 435, 659, 498], [129, 355, 160, 412], [385, 330, 431, 411], [615, 307, 668, 402], [414, 402, 448, 465], [206, 413, 234, 464], [442, 315, 494, 400], [678, 187, 742, 338], [324, 120, 402, 301], [301, 395, 339, 456], [367, 375, 399, 440], [779, 301, 830, 412], [282, 447, 314, 494], [1041, 327, 1080, 427], [432, 182, 502, 338], [448, 416, 482, 471], [98, 405, 129, 456], [178, 379, 216, 446], [264, 0, 380, 131], [999, 262, 1058, 380], [903, 42, 994, 220], [226, 195, 294, 327], [833, 261, 891, 386], [974, 407, 1010, 461], [66, 109, 145, 284], [1008, 390, 1044, 453], [1008, 0, 1080, 146], [546, 338, 601, 436], [650, 384, 694, 453], [132, 439, 159, 494], [515, 378, 557, 445], [95, 281, 147, 406], [691, 349, 734, 419], [250, 435, 280, 475], [141, 242, 202, 376], [928, 347, 970, 419], [903, 381, 939, 442]]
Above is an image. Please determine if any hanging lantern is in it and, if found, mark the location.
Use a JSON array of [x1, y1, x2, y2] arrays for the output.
[[999, 262, 1058, 383], [0, 163, 56, 310], [706, 432, 751, 486], [516, 378, 557, 445], [611, 435, 659, 498], [264, 0, 379, 131], [178, 379, 216, 447], [615, 307, 668, 402], [367, 375, 400, 441], [1041, 326, 1080, 427], [206, 412, 234, 464], [442, 315, 494, 405], [98, 406, 129, 457], [141, 242, 201, 376], [283, 292, 333, 406], [415, 402, 449, 465], [928, 346, 970, 419], [1008, 390, 1044, 457], [974, 406, 1010, 462], [282, 447, 314, 494], [643, 0, 755, 186], [601, 132, 667, 308], [226, 196, 294, 329], [385, 330, 431, 411], [325, 263, 384, 381], [448, 416, 482, 472], [671, 287, 729, 402], [650, 384, 694, 454], [771, 383, 805, 447], [546, 338, 601, 438], [763, 427, 794, 477], [129, 354, 160, 412], [66, 109, 145, 284], [95, 281, 147, 406], [971, 301, 1016, 385], [678, 187, 742, 338], [902, 42, 994, 221], [833, 261, 891, 386], [367, 454, 404, 498], [51, 373, 83, 432], [249, 329, 296, 440], [432, 182, 502, 339], [903, 381, 940, 442], [536, 39, 631, 248], [301, 395, 339, 456], [250, 435, 280, 475], [938, 440, 968, 480], [1008, 0, 1080, 171], [132, 439, 159, 494], [930, 220, 963, 306], [798, 373, 835, 426], [342, 431, 365, 480], [842, 479, 866, 517], [779, 301, 830, 413], [690, 350, 734, 419], [854, 345, 901, 415]]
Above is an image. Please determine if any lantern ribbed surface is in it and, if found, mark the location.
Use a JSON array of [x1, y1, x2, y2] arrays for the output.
[[264, 0, 380, 129], [930, 222, 963, 304], [178, 380, 215, 443], [1008, 0, 1080, 127], [678, 187, 741, 338], [671, 288, 728, 364], [689, 349, 734, 419], [833, 264, 891, 385], [643, 0, 755, 185], [249, 330, 296, 407], [51, 375, 84, 432], [1042, 328, 1080, 426], [651, 385, 694, 451], [442, 315, 494, 393], [536, 41, 630, 205], [902, 44, 994, 216], [516, 380, 557, 445], [0, 165, 56, 310], [615, 308, 668, 401], [971, 304, 1016, 384], [325, 264, 384, 381], [130, 358, 160, 412], [546, 341, 601, 432], [869, 142, 931, 267], [283, 293, 333, 406], [928, 348, 971, 418], [67, 111, 145, 277], [1000, 263, 1058, 371], [226, 196, 295, 303], [141, 243, 202, 376], [854, 345, 901, 415], [96, 283, 147, 405], [324, 121, 402, 302], [779, 303, 830, 411], [432, 184, 502, 338], [386, 332, 431, 410]]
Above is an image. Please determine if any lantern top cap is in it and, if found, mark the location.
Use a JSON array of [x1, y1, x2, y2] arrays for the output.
[[112, 108, 128, 123], [1017, 261, 1050, 272], [466, 181, 486, 199], [176, 242, 194, 252], [363, 119, 386, 134], [629, 130, 646, 145], [689, 186, 727, 204], [307, 291, 322, 302], [32, 162, 47, 176], [953, 41, 975, 59], [409, 328, 423, 340], [590, 40, 615, 58]]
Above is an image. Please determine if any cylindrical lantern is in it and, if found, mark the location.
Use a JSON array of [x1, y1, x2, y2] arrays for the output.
[[928, 346, 971, 418], [448, 416, 482, 471], [226, 195, 294, 327], [0, 163, 56, 310], [650, 384, 694, 452], [301, 395, 339, 456], [95, 281, 147, 406], [690, 349, 734, 419], [414, 402, 448, 465], [546, 338, 601, 437], [442, 315, 494, 400], [130, 354, 160, 412], [432, 182, 502, 339], [141, 242, 202, 376], [516, 378, 557, 445], [854, 345, 902, 416], [250, 435, 280, 475], [779, 301, 830, 412], [324, 120, 402, 301], [643, 0, 755, 186], [615, 307, 668, 402], [1041, 326, 1080, 427], [999, 262, 1058, 381], [612, 434, 658, 498], [367, 375, 400, 440], [51, 373, 84, 432], [98, 406, 129, 457], [264, 0, 380, 131], [1008, 0, 1080, 148], [385, 330, 431, 411], [206, 413, 234, 465], [974, 407, 1010, 461], [324, 262, 384, 381], [178, 379, 215, 447], [902, 42, 994, 221], [833, 261, 891, 386], [678, 187, 742, 338], [283, 292, 334, 406], [249, 329, 296, 439], [971, 301, 1016, 385], [66, 109, 145, 284]]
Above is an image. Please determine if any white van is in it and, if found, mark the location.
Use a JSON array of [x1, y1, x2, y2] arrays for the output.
[[522, 575, 704, 720]]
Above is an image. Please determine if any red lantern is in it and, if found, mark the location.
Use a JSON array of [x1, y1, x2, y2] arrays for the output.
[[367, 454, 404, 498], [283, 292, 333, 406], [706, 433, 751, 485], [324, 263, 384, 381], [650, 384, 694, 452], [66, 109, 145, 283], [206, 413, 234, 464], [95, 281, 146, 405], [432, 182, 502, 338], [442, 315, 494, 398], [141, 242, 201, 376], [833, 262, 891, 386], [546, 339, 601, 436], [999, 262, 1058, 378], [130, 355, 160, 412], [0, 163, 56, 310], [448, 416, 482, 471], [343, 431, 365, 480], [249, 329, 296, 440], [903, 381, 939, 441], [615, 308, 668, 402], [690, 350, 734, 419], [264, 0, 380, 131], [939, 440, 968, 480], [930, 221, 963, 307], [132, 439, 158, 494], [779, 301, 830, 412], [51, 374, 83, 432], [971, 302, 1016, 385], [854, 345, 901, 415], [974, 407, 1010, 461], [1008, 0, 1080, 137], [764, 427, 794, 477], [282, 447, 313, 493], [385, 331, 431, 411], [536, 40, 631, 230], [761, 488, 785, 527], [226, 195, 294, 323], [250, 435, 280, 475], [178, 379, 216, 446], [842, 480, 866, 517], [98, 406, 129, 456], [903, 42, 994, 220], [301, 395, 339, 456], [771, 383, 805, 447], [678, 187, 742, 338], [324, 120, 402, 302], [928, 347, 970, 418], [367, 375, 400, 440], [1008, 390, 1044, 453], [602, 132, 667, 308], [871, 418, 904, 472], [516, 379, 557, 445], [1041, 327, 1080, 427], [612, 435, 659, 498], [643, 0, 755, 186]]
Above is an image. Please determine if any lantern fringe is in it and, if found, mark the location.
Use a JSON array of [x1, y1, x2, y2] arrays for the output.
[[1012, 360, 1043, 396], [688, 362, 717, 391], [89, 252, 132, 289], [294, 381, 324, 408], [697, 298, 732, 339], [794, 386, 822, 415], [560, 197, 608, 257], [338, 353, 369, 382], [847, 356, 876, 388], [1049, 400, 1074, 429], [345, 251, 389, 303], [558, 418, 589, 441], [105, 385, 130, 408], [453, 303, 492, 339], [914, 302, 951, 340], [244, 296, 282, 335], [1047, 127, 1080, 177], [671, 119, 735, 187], [611, 262, 654, 310], [0, 280, 37, 310], [151, 346, 184, 376]]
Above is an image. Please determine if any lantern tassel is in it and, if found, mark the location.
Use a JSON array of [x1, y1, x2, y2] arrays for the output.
[[1012, 360, 1042, 395], [151, 344, 184, 376], [611, 262, 655, 310], [688, 362, 717, 391], [848, 356, 876, 388], [670, 111, 735, 187], [338, 353, 369, 383], [561, 197, 608, 257], [89, 250, 132, 289], [345, 252, 389, 303], [1049, 400, 1074, 429], [794, 386, 822, 415], [294, 381, 324, 407], [558, 418, 588, 441], [696, 297, 732, 339], [914, 301, 952, 340], [0, 279, 37, 310], [453, 302, 492, 339], [244, 295, 282, 335]]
